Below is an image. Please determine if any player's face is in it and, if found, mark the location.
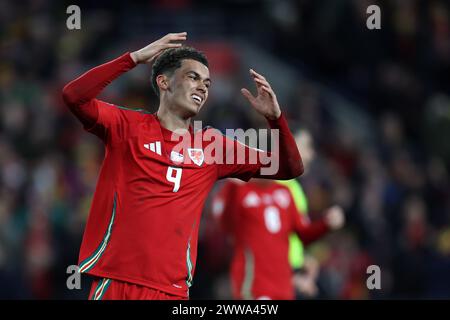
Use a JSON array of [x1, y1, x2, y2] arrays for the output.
[[295, 130, 315, 172], [167, 59, 211, 117]]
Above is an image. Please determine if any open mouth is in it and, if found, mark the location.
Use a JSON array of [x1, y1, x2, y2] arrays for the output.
[[191, 94, 203, 106]]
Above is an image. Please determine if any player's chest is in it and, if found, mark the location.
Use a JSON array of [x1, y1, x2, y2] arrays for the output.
[[118, 124, 216, 192]]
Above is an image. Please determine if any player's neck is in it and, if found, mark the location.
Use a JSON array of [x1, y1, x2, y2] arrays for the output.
[[156, 107, 191, 132]]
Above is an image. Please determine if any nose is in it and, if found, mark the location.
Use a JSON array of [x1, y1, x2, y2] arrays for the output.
[[197, 85, 206, 94]]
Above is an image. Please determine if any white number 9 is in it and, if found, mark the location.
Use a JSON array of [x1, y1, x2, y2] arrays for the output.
[[166, 167, 182, 192]]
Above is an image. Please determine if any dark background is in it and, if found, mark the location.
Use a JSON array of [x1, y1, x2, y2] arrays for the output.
[[0, 0, 449, 299]]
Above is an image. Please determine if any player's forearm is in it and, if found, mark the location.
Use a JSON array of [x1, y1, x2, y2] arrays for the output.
[[258, 113, 304, 179], [296, 219, 329, 245], [62, 52, 136, 128], [62, 52, 136, 107]]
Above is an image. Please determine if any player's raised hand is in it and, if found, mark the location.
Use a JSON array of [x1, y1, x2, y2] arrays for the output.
[[241, 69, 282, 120], [130, 32, 187, 64], [324, 205, 345, 230]]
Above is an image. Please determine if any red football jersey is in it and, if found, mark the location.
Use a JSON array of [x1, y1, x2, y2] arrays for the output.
[[63, 52, 303, 299], [76, 100, 267, 297], [212, 180, 329, 300]]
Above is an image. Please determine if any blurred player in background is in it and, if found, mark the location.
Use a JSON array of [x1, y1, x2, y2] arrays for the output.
[[62, 32, 303, 300], [278, 129, 345, 299], [211, 129, 345, 300]]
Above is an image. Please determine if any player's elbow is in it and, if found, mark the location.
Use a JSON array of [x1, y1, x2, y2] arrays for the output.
[[281, 149, 304, 179], [278, 160, 304, 180], [62, 82, 83, 107], [292, 154, 305, 177], [293, 160, 304, 177], [62, 84, 75, 106]]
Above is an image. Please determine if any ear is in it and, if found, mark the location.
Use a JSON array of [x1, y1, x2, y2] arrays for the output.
[[156, 74, 170, 93]]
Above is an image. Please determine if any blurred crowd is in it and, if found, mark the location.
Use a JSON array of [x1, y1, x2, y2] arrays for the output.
[[0, 0, 449, 299]]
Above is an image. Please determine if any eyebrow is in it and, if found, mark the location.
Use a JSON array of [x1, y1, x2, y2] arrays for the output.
[[187, 71, 211, 84]]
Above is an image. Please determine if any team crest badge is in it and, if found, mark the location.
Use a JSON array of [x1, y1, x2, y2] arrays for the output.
[[187, 148, 204, 166]]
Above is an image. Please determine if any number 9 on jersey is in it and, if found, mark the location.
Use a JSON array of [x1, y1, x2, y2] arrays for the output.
[[166, 167, 183, 192]]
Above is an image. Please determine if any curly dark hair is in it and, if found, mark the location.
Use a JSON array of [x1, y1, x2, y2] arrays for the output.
[[151, 46, 209, 97]]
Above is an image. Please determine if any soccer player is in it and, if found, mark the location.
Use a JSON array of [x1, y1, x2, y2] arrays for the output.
[[62, 32, 303, 300], [211, 129, 345, 300], [278, 128, 345, 298]]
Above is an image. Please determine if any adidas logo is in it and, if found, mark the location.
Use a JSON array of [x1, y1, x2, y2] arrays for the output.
[[144, 141, 161, 155]]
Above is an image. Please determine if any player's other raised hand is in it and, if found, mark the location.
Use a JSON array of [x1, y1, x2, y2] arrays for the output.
[[241, 69, 282, 120], [324, 205, 346, 230], [130, 32, 187, 64]]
